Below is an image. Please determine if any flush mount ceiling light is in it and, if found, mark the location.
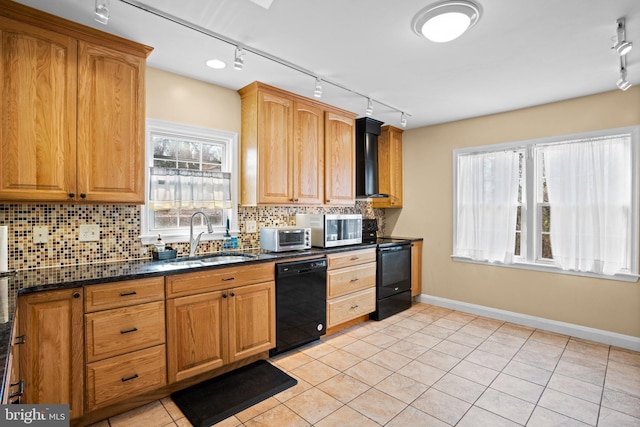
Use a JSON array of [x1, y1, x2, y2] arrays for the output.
[[613, 18, 633, 56], [94, 0, 110, 25], [412, 0, 482, 43], [205, 59, 226, 69]]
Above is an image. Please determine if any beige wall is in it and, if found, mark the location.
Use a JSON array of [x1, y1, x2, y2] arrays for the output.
[[146, 67, 241, 133], [389, 87, 640, 338]]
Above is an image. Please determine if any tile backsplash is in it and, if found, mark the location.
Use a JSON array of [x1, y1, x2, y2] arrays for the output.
[[0, 202, 385, 271]]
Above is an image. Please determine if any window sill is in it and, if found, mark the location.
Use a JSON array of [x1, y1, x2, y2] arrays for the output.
[[140, 230, 239, 245], [451, 255, 639, 283]]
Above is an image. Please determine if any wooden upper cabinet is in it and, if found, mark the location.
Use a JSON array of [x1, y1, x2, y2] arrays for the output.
[[0, 2, 152, 203], [372, 125, 404, 208], [239, 81, 355, 206], [293, 100, 324, 204], [257, 91, 293, 204], [0, 17, 77, 201], [77, 41, 146, 203], [325, 111, 356, 205]]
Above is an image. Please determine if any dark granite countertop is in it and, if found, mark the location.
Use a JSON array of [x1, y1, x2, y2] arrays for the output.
[[0, 242, 384, 400]]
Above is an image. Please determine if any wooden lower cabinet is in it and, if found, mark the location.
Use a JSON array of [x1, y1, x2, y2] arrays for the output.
[[18, 288, 84, 419], [166, 281, 276, 384], [326, 249, 377, 328], [411, 240, 423, 297]]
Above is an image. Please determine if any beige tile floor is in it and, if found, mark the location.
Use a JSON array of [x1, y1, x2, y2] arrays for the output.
[[90, 303, 640, 426]]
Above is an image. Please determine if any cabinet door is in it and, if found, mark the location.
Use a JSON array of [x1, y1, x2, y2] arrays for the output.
[[228, 282, 275, 362], [372, 126, 403, 208], [18, 289, 83, 419], [77, 40, 145, 203], [293, 100, 324, 204], [258, 91, 293, 204], [0, 17, 76, 201], [166, 291, 228, 383], [325, 111, 355, 205], [411, 241, 423, 297]]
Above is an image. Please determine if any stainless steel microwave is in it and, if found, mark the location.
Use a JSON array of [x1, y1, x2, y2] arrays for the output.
[[296, 214, 362, 247], [260, 227, 311, 252]]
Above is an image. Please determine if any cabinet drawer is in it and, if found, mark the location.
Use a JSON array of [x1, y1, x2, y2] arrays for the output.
[[85, 277, 164, 312], [85, 301, 165, 362], [327, 287, 376, 328], [166, 262, 275, 298], [327, 262, 376, 298], [327, 249, 376, 270], [86, 345, 166, 411]]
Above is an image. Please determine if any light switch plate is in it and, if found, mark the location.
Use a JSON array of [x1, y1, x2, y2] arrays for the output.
[[79, 224, 100, 242], [245, 220, 257, 233], [33, 226, 48, 244]]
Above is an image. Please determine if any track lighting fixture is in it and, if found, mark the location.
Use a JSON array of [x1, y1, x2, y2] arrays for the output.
[[613, 18, 633, 91], [116, 1, 410, 127], [613, 18, 633, 56], [617, 67, 632, 91], [94, 0, 110, 25], [234, 47, 244, 70], [400, 112, 407, 128], [365, 98, 374, 116], [314, 78, 322, 98]]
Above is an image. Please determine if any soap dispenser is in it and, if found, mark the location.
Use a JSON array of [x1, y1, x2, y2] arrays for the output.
[[222, 219, 232, 249]]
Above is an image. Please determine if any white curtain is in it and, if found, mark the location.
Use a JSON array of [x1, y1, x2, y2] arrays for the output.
[[148, 167, 232, 210], [455, 150, 520, 263], [542, 136, 632, 275]]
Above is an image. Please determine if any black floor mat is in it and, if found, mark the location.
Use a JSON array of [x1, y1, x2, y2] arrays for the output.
[[171, 360, 297, 427]]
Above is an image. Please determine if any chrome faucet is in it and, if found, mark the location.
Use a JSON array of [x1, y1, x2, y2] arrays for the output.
[[189, 211, 214, 257]]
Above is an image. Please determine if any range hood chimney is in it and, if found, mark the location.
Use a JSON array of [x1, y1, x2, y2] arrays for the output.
[[355, 117, 387, 198]]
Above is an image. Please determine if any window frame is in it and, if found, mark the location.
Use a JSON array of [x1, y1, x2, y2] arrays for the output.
[[140, 119, 239, 245], [452, 125, 640, 282]]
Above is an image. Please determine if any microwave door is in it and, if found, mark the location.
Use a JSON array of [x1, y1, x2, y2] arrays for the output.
[[326, 219, 338, 242]]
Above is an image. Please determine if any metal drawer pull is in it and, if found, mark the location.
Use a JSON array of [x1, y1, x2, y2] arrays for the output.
[[120, 327, 138, 334], [222, 277, 235, 281], [350, 256, 359, 261], [14, 335, 25, 345], [121, 374, 139, 382], [350, 277, 359, 282], [9, 379, 24, 398], [350, 304, 359, 309], [120, 291, 137, 297]]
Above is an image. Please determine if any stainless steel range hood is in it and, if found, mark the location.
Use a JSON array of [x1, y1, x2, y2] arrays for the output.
[[355, 117, 387, 198]]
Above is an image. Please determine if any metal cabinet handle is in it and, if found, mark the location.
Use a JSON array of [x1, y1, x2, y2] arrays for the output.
[[350, 304, 359, 309], [350, 256, 359, 261], [350, 277, 359, 282], [121, 374, 139, 382], [222, 277, 235, 282], [222, 293, 227, 298], [120, 327, 138, 335], [9, 379, 24, 398], [14, 335, 25, 345], [73, 292, 81, 299], [230, 292, 235, 297], [68, 193, 75, 198], [120, 291, 137, 297]]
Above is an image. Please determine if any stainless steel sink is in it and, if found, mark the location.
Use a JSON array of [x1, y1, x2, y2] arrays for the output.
[[157, 253, 256, 270]]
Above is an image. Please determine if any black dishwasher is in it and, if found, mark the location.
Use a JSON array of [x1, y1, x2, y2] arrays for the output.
[[270, 257, 327, 356]]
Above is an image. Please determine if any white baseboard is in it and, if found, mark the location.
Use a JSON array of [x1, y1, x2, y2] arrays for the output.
[[417, 294, 640, 352]]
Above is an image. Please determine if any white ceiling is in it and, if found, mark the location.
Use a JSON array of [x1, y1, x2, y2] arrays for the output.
[[15, 0, 640, 129]]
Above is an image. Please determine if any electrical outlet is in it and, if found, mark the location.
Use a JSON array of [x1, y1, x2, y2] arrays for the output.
[[79, 224, 100, 242], [245, 220, 257, 233], [33, 226, 48, 244]]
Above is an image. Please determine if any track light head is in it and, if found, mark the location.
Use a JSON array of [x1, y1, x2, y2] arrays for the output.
[[314, 78, 322, 98], [400, 112, 407, 128], [613, 18, 633, 56], [615, 40, 633, 56], [365, 98, 374, 116], [617, 69, 632, 91], [234, 47, 244, 70], [94, 0, 110, 25]]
